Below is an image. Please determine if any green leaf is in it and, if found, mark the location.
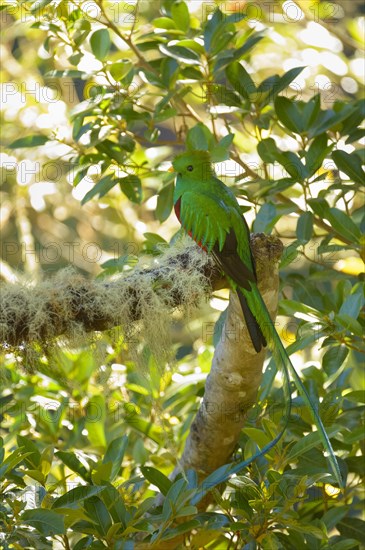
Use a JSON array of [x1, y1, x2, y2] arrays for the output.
[[346, 128, 365, 144], [153, 17, 177, 29], [275, 97, 304, 134], [124, 416, 165, 445], [155, 106, 177, 123], [71, 536, 94, 550], [340, 99, 365, 134], [175, 39, 204, 54], [9, 135, 49, 148], [332, 150, 365, 185], [257, 138, 279, 163], [326, 207, 362, 242], [17, 435, 41, 469], [303, 94, 321, 131], [257, 67, 305, 107], [331, 540, 361, 550], [241, 428, 272, 449], [226, 61, 256, 100], [101, 254, 136, 273], [336, 314, 363, 336], [55, 451, 90, 482], [219, 134, 234, 148], [143, 232, 168, 246], [42, 449, 60, 480], [234, 31, 264, 59], [286, 426, 340, 462], [307, 197, 330, 219], [156, 181, 174, 222], [306, 134, 330, 177], [101, 485, 127, 526], [118, 135, 136, 153], [159, 44, 200, 65], [339, 285, 364, 318], [165, 477, 187, 505], [52, 485, 106, 509], [210, 146, 230, 162], [141, 466, 172, 495], [186, 123, 214, 151], [253, 203, 277, 233], [322, 346, 349, 376], [309, 199, 361, 242], [284, 518, 325, 538], [22, 509, 65, 535], [256, 74, 280, 104], [85, 395, 106, 448], [90, 29, 111, 60], [261, 532, 282, 550], [161, 58, 179, 87], [171, 1, 190, 32], [72, 19, 91, 47], [272, 66, 304, 97], [280, 299, 321, 318], [0, 449, 33, 479], [343, 390, 365, 404], [109, 61, 132, 82], [204, 9, 224, 52], [211, 32, 236, 58], [118, 175, 142, 204], [23, 468, 46, 484], [83, 496, 112, 536], [103, 436, 128, 482], [337, 517, 365, 542], [277, 151, 307, 181], [296, 212, 313, 243], [308, 104, 354, 137], [95, 140, 126, 165], [72, 165, 89, 186], [322, 506, 348, 530], [160, 518, 200, 540], [81, 175, 115, 205]]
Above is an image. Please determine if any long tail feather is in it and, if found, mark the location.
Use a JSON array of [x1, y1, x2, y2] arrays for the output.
[[237, 288, 267, 352], [244, 285, 343, 488]]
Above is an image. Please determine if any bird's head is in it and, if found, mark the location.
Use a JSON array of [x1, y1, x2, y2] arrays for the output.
[[171, 150, 214, 181]]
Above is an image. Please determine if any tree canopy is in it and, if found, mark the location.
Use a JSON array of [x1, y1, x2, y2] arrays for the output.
[[0, 1, 364, 548]]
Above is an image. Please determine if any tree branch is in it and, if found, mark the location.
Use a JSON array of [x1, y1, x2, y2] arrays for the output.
[[178, 234, 282, 480], [0, 239, 216, 347]]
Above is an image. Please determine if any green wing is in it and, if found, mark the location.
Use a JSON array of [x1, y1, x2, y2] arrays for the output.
[[179, 188, 256, 285], [179, 191, 232, 252]]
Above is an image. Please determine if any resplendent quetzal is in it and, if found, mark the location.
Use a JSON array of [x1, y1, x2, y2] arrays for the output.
[[170, 149, 342, 487]]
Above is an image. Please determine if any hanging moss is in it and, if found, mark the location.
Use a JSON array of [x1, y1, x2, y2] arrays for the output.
[[0, 237, 214, 368]]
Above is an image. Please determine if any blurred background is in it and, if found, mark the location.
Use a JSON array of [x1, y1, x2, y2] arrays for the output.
[[1, 0, 364, 279], [0, 4, 364, 544]]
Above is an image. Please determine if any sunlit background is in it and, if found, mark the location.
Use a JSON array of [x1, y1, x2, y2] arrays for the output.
[[1, 0, 364, 276], [0, 3, 364, 545]]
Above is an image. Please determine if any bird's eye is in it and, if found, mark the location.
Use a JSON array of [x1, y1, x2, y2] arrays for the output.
[[187, 165, 194, 172]]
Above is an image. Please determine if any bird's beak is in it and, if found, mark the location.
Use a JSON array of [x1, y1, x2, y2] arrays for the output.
[[168, 166, 175, 172]]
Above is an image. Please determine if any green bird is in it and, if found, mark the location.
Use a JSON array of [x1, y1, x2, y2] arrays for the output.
[[171, 149, 342, 488]]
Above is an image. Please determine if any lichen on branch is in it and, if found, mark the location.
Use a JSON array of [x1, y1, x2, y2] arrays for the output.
[[0, 237, 216, 353]]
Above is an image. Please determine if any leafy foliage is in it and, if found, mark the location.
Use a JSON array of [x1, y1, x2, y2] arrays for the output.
[[1, 0, 364, 548]]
